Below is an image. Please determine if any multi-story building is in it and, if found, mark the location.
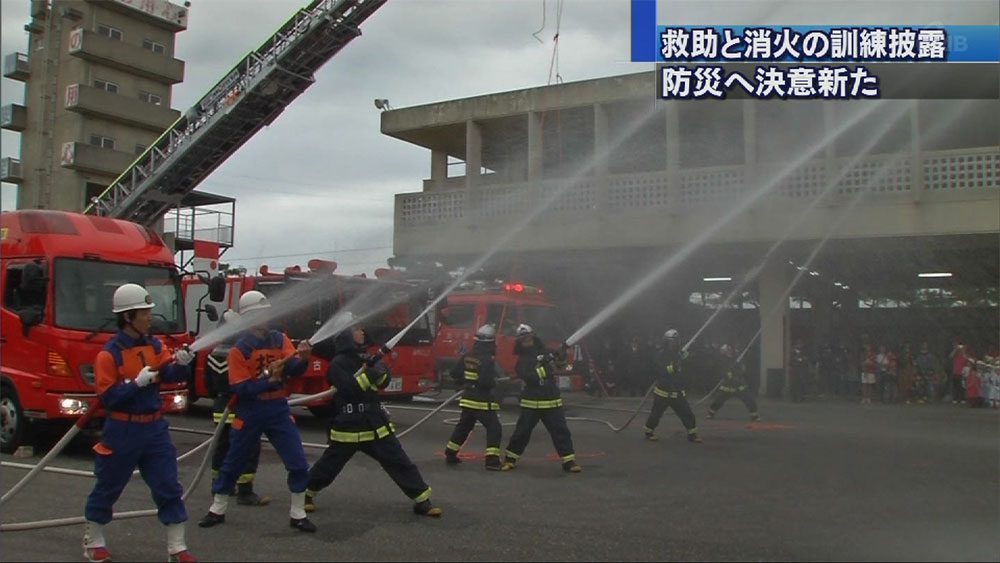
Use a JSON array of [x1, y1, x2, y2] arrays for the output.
[[3, 0, 188, 212], [382, 71, 999, 394]]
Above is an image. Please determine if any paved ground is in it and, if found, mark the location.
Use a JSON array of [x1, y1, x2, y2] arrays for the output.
[[2, 392, 998, 562]]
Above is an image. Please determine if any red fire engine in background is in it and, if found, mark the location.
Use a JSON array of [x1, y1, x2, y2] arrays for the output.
[[1, 210, 196, 453], [183, 259, 436, 416], [434, 280, 581, 400]]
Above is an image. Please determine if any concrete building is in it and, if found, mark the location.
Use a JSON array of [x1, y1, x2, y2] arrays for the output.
[[2, 0, 188, 212], [383, 71, 999, 396]]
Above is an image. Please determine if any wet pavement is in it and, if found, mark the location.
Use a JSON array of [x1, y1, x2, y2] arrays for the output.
[[2, 392, 997, 562]]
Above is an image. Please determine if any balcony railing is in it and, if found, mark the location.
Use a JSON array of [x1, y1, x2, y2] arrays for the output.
[[397, 147, 999, 228]]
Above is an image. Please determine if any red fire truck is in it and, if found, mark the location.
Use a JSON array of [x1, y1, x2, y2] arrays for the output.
[[434, 280, 580, 399], [184, 259, 436, 415], [0, 210, 196, 453]]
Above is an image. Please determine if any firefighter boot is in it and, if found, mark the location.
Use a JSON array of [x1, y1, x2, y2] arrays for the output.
[[705, 409, 716, 420], [643, 426, 658, 441], [501, 458, 517, 471], [166, 523, 195, 562], [687, 430, 703, 443], [304, 491, 317, 513], [562, 460, 582, 473], [445, 451, 462, 465], [413, 500, 443, 517], [236, 482, 271, 506], [484, 455, 503, 471], [198, 494, 228, 528], [750, 412, 761, 422], [290, 492, 317, 532], [83, 521, 111, 563]]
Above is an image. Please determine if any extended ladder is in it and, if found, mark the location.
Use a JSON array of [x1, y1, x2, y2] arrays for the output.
[[84, 0, 387, 226]]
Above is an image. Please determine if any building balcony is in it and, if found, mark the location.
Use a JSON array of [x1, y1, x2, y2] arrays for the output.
[[1, 158, 23, 183], [64, 83, 180, 132], [393, 147, 1000, 255], [59, 142, 136, 176], [1, 104, 27, 132], [3, 52, 29, 81], [67, 28, 184, 85], [86, 0, 189, 32]]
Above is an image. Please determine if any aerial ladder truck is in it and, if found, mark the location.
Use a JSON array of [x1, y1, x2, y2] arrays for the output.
[[83, 0, 387, 226]]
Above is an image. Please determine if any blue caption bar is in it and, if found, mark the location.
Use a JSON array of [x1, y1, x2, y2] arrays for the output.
[[629, 1, 1000, 62]]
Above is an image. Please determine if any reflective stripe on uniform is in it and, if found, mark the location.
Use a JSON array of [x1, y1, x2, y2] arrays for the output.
[[446, 441, 462, 452], [666, 365, 675, 374], [356, 372, 372, 391], [213, 412, 236, 424], [329, 424, 393, 443], [536, 366, 547, 381], [504, 449, 520, 460], [653, 386, 686, 399], [560, 453, 575, 463], [519, 398, 563, 409], [414, 487, 432, 503], [464, 370, 479, 381], [687, 427, 698, 434], [236, 472, 255, 485], [485, 447, 501, 456], [459, 398, 500, 410]]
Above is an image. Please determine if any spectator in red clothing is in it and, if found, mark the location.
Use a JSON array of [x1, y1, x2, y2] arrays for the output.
[[949, 341, 968, 404]]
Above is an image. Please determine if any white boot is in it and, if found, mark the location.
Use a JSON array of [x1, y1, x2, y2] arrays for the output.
[[209, 493, 229, 516], [83, 521, 111, 562], [290, 491, 306, 520], [166, 522, 187, 555]]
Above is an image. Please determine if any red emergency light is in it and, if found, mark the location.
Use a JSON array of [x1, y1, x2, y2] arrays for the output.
[[308, 258, 337, 272]]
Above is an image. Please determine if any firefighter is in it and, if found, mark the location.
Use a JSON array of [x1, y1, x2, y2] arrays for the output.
[[82, 283, 197, 563], [207, 309, 270, 506], [304, 316, 442, 517], [706, 344, 760, 422], [198, 290, 316, 533], [501, 324, 582, 473], [643, 328, 702, 443], [444, 324, 504, 470]]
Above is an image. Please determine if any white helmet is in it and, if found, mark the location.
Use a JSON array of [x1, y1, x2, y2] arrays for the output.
[[475, 324, 497, 342], [221, 309, 240, 324], [720, 344, 733, 356], [112, 283, 155, 313], [516, 323, 533, 337], [238, 290, 271, 314], [663, 328, 679, 341]]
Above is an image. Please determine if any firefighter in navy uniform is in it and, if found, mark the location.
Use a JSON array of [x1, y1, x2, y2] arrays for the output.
[[304, 317, 442, 517], [444, 324, 504, 470], [207, 309, 270, 506], [198, 291, 316, 533], [82, 284, 196, 563], [643, 329, 702, 443], [502, 324, 581, 473], [706, 344, 760, 421]]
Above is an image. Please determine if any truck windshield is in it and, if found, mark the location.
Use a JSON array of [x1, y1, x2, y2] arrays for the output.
[[53, 258, 185, 334], [518, 305, 568, 343]]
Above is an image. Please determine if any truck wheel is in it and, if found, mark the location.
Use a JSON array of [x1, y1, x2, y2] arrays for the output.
[[1, 384, 25, 454]]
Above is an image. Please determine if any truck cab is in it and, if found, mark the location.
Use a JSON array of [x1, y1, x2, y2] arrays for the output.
[[1, 210, 190, 453], [434, 281, 574, 400]]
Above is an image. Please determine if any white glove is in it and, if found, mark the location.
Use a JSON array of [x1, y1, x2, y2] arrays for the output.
[[173, 347, 195, 366], [135, 367, 158, 387]]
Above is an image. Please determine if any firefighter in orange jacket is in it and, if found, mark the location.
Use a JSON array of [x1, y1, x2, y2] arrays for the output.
[[198, 290, 315, 533], [82, 283, 196, 563], [502, 324, 581, 473], [207, 309, 269, 506]]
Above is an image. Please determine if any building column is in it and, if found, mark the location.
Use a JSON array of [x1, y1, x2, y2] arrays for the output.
[[593, 103, 609, 210], [757, 254, 790, 397], [664, 101, 680, 209], [430, 149, 448, 191], [824, 103, 837, 191], [527, 111, 543, 183], [743, 100, 757, 192], [465, 120, 482, 217], [910, 100, 923, 202]]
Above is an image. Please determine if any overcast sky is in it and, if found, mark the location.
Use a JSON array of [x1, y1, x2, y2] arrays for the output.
[[2, 0, 995, 276]]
